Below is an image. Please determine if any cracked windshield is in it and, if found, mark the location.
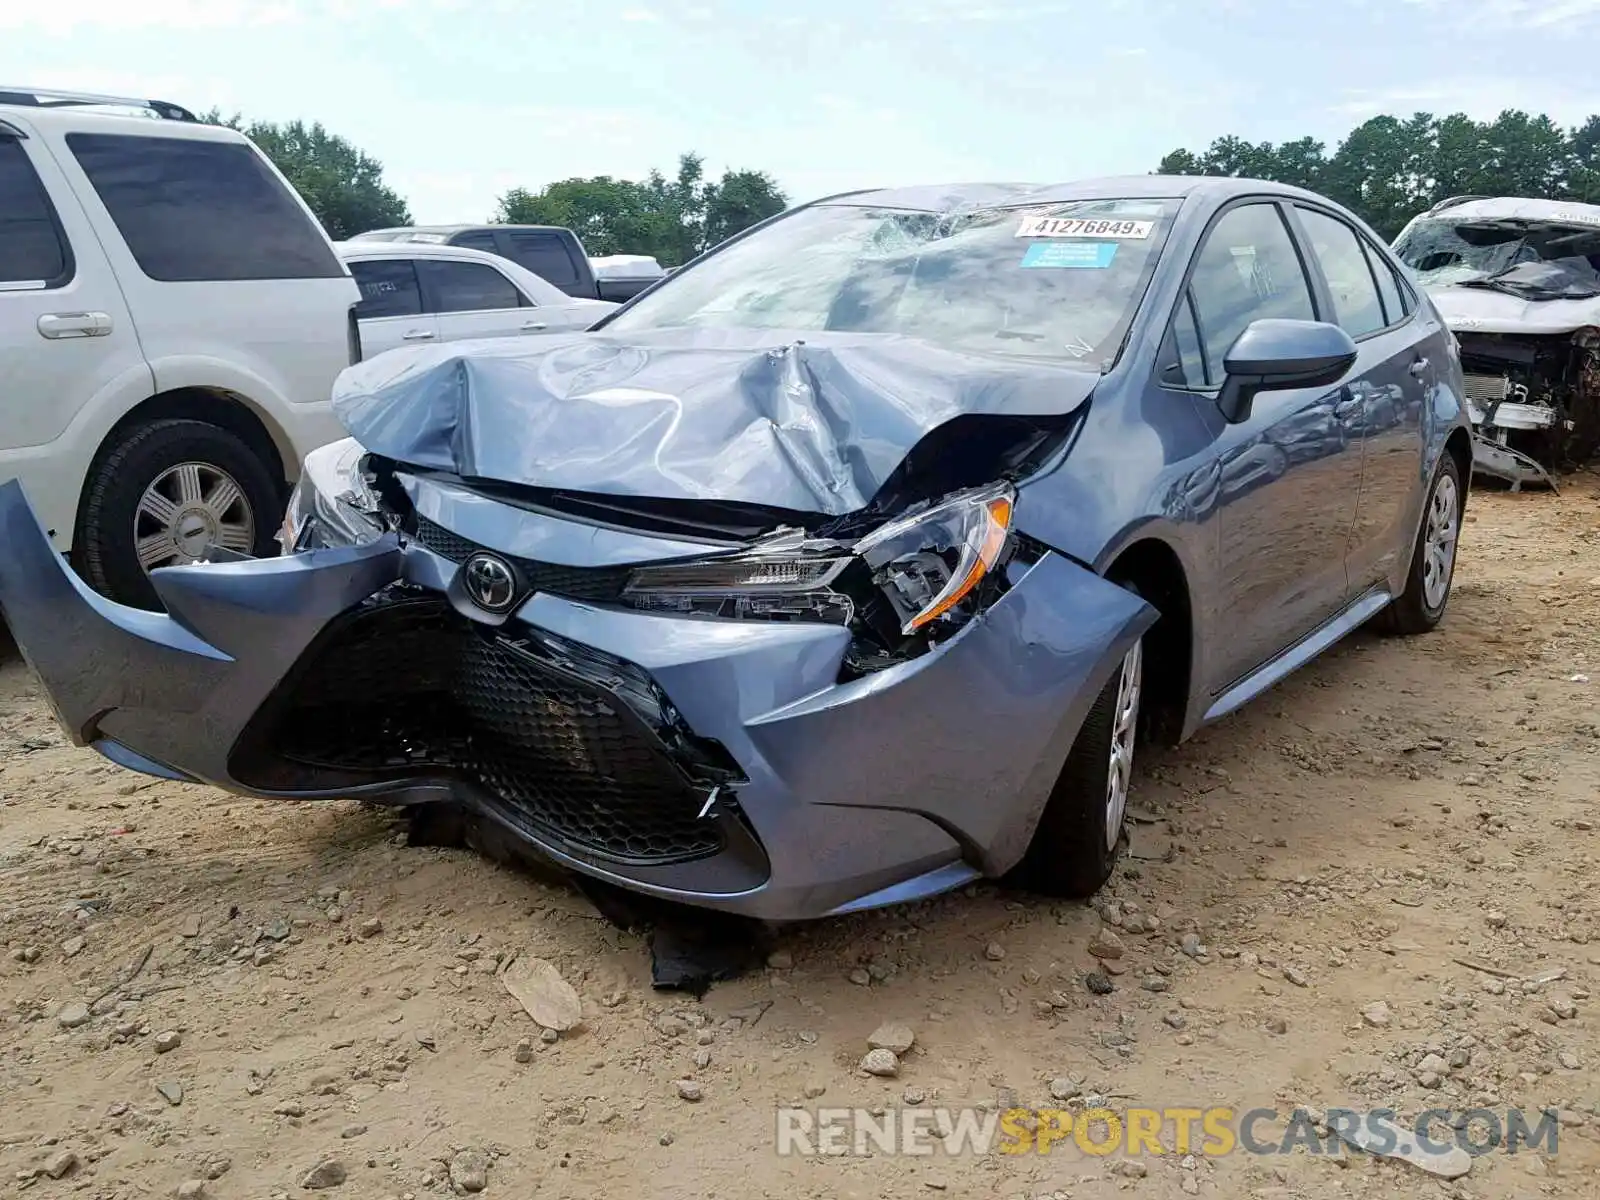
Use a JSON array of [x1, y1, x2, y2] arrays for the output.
[[1394, 215, 1600, 296], [605, 198, 1178, 366]]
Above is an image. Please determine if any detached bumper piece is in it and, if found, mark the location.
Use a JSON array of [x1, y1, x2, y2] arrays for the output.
[[231, 590, 751, 870], [1470, 431, 1558, 493]]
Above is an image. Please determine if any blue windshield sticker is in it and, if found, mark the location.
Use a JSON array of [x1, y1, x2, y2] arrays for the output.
[[1021, 241, 1118, 269]]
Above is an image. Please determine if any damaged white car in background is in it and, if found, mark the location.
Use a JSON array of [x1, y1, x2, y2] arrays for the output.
[[1393, 196, 1600, 490]]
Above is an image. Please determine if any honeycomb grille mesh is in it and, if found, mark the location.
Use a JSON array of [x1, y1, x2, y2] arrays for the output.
[[265, 597, 724, 864]]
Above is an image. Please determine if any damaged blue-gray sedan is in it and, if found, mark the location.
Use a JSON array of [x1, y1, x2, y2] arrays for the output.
[[0, 176, 1473, 921]]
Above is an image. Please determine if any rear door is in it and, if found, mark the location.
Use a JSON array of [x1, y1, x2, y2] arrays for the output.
[[346, 255, 438, 357], [1167, 200, 1367, 694], [417, 257, 532, 343], [1288, 204, 1431, 593]]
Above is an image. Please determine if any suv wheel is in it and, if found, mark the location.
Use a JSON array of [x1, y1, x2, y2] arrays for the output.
[[77, 419, 283, 610], [1009, 630, 1144, 898], [1377, 451, 1463, 636]]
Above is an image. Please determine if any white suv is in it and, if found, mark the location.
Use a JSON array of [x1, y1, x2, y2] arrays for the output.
[[337, 240, 615, 359], [0, 87, 360, 610]]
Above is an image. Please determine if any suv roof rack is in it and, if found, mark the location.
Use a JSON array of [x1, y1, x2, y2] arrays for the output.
[[0, 86, 199, 123]]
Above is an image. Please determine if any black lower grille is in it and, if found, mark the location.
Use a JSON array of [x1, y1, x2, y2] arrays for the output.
[[410, 516, 633, 604], [247, 594, 728, 865]]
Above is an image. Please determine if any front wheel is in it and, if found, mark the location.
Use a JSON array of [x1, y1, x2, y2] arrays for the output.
[[1008, 634, 1143, 898], [1377, 452, 1463, 636], [76, 418, 284, 611]]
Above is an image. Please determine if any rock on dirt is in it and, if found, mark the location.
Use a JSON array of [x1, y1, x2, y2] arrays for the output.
[[1360, 1000, 1393, 1028], [867, 1021, 916, 1054], [861, 1048, 900, 1077], [501, 955, 582, 1031], [301, 1159, 347, 1190], [56, 1001, 90, 1029], [449, 1149, 491, 1192]]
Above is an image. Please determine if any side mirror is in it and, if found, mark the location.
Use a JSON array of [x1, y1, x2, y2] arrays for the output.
[[1216, 318, 1358, 424]]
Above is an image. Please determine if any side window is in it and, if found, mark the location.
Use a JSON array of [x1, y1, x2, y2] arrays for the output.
[[0, 135, 72, 288], [348, 258, 422, 319], [452, 230, 500, 253], [418, 259, 523, 313], [1162, 292, 1209, 388], [1294, 207, 1386, 337], [1187, 203, 1317, 379], [506, 230, 580, 285], [1363, 238, 1411, 324], [67, 133, 342, 282]]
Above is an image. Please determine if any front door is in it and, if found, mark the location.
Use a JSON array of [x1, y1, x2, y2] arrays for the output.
[[0, 124, 151, 536], [417, 258, 529, 343], [1176, 200, 1367, 695]]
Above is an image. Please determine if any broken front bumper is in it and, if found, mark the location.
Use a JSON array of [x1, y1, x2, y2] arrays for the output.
[[0, 479, 1154, 921]]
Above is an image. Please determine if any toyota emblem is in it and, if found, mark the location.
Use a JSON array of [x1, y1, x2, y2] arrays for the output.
[[462, 552, 518, 613]]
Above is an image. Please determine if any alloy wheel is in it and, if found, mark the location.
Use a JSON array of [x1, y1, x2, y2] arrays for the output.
[[1104, 638, 1143, 851], [1421, 472, 1459, 611], [134, 461, 256, 572]]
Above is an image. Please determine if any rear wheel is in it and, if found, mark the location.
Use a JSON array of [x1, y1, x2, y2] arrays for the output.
[[76, 418, 283, 610], [1377, 452, 1462, 636], [1009, 632, 1144, 898]]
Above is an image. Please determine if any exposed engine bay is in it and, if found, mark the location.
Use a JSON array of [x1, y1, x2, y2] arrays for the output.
[[1392, 195, 1600, 491], [1457, 328, 1600, 491]]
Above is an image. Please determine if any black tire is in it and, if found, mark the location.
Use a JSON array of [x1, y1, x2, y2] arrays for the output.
[[76, 418, 284, 611], [1009, 625, 1144, 899], [1376, 451, 1463, 636]]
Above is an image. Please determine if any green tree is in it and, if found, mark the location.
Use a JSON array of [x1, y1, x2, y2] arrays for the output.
[[1156, 108, 1600, 240], [203, 110, 410, 240], [702, 168, 789, 249], [493, 152, 788, 267]]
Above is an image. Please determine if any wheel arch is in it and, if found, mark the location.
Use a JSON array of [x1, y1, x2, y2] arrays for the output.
[[1103, 536, 1195, 747], [1443, 426, 1472, 496], [85, 387, 293, 509]]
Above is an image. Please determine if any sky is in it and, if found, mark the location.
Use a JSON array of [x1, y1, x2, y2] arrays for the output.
[[5, 0, 1600, 224]]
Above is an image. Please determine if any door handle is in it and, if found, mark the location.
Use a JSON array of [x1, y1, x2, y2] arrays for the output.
[[1409, 357, 1429, 379], [520, 321, 548, 332], [401, 329, 435, 341], [37, 312, 112, 339], [1332, 387, 1363, 420]]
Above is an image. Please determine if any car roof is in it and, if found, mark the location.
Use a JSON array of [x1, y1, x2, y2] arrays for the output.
[[820, 175, 1338, 213], [1418, 196, 1600, 225], [336, 240, 515, 264], [356, 223, 571, 237], [0, 103, 253, 143]]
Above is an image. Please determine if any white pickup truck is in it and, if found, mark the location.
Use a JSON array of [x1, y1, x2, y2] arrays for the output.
[[0, 86, 361, 610]]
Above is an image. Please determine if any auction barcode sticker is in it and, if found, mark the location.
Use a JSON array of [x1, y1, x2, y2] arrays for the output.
[[1017, 215, 1154, 239]]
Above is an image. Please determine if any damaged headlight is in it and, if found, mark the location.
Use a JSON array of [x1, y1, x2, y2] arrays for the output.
[[277, 437, 385, 553], [620, 483, 1018, 671]]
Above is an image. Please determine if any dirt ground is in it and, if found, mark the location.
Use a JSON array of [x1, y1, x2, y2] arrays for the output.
[[5, 479, 1600, 1200]]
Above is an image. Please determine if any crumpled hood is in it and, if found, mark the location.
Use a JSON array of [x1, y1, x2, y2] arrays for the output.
[[1427, 284, 1600, 336], [331, 327, 1100, 517]]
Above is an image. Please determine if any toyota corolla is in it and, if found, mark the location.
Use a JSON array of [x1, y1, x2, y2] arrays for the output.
[[0, 176, 1473, 921]]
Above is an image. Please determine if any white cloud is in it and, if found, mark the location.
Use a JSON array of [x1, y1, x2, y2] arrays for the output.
[[620, 7, 662, 21]]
